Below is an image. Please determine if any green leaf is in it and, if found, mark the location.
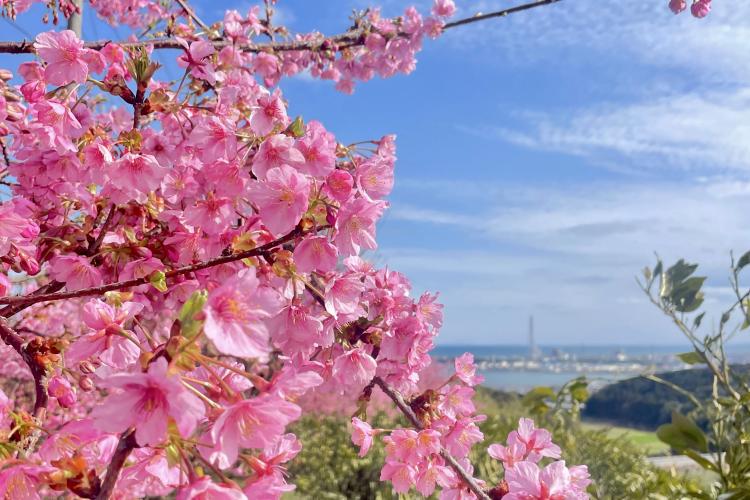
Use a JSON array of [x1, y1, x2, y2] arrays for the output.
[[721, 311, 731, 325], [178, 290, 208, 340], [148, 270, 167, 292], [653, 260, 663, 279], [677, 351, 703, 365], [656, 411, 708, 452], [670, 276, 706, 312], [522, 386, 554, 411], [666, 259, 699, 284], [286, 116, 305, 138], [683, 449, 718, 472], [571, 385, 589, 403], [737, 250, 750, 271], [693, 312, 706, 329]]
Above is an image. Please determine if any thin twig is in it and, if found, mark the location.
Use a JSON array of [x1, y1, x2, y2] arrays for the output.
[[443, 0, 562, 29], [174, 0, 212, 34]]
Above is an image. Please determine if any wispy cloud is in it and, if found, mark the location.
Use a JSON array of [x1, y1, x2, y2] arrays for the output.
[[488, 88, 750, 172], [383, 178, 750, 343], [450, 0, 750, 83]]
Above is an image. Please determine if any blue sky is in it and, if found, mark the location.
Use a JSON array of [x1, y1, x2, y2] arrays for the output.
[[4, 1, 750, 345]]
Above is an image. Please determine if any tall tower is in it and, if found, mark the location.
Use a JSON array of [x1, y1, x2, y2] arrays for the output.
[[529, 315, 541, 361]]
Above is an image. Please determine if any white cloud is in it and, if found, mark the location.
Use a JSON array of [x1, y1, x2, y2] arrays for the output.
[[489, 88, 750, 172], [449, 0, 750, 83], [383, 178, 750, 344]]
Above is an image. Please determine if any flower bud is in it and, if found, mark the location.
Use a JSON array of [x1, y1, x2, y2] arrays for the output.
[[0, 69, 12, 81], [79, 360, 98, 374], [668, 0, 687, 14], [4, 103, 23, 122], [691, 0, 710, 17], [49, 375, 77, 407], [1, 89, 20, 102], [18, 252, 40, 276], [0, 274, 9, 297], [79, 375, 95, 392]]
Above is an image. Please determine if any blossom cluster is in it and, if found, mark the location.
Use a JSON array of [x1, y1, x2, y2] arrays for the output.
[[668, 0, 712, 17], [487, 419, 590, 499], [351, 357, 591, 499], [0, 0, 590, 499]]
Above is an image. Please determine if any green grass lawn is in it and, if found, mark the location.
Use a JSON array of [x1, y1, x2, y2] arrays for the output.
[[581, 421, 670, 456]]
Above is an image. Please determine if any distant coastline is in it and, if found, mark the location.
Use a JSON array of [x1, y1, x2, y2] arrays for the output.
[[432, 344, 750, 392]]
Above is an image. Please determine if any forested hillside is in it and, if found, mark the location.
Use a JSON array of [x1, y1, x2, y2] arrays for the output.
[[583, 366, 750, 428]]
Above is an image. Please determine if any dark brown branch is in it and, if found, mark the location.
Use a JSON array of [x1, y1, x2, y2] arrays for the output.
[[95, 430, 137, 500], [0, 226, 310, 307], [0, 280, 65, 318], [0, 317, 48, 454], [87, 204, 117, 257], [0, 0, 563, 54], [372, 377, 490, 500]]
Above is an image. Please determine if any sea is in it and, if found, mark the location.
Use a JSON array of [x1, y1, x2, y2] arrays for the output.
[[432, 344, 750, 392]]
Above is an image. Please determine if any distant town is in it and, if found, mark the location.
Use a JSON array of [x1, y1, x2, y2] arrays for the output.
[[433, 316, 750, 391]]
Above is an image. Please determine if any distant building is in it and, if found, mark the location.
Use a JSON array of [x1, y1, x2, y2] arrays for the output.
[[529, 315, 542, 361]]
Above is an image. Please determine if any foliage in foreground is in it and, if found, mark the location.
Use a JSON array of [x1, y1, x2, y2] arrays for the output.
[[640, 256, 750, 497]]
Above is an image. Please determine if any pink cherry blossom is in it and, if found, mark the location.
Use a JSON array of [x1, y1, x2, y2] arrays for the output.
[[177, 39, 217, 84], [0, 464, 50, 500], [67, 298, 144, 368], [454, 352, 484, 386], [488, 440, 527, 469], [443, 417, 484, 458], [203, 269, 282, 359], [504, 461, 588, 500], [333, 347, 377, 387], [176, 478, 247, 500], [296, 120, 336, 177], [0, 3, 594, 498], [250, 91, 289, 136], [251, 134, 304, 179], [380, 460, 416, 494], [432, 0, 456, 18], [250, 165, 310, 236], [325, 169, 354, 202], [271, 304, 326, 355], [34, 30, 103, 85], [335, 198, 387, 256], [513, 418, 562, 462], [351, 417, 376, 457], [207, 394, 301, 468], [293, 236, 338, 273], [324, 274, 365, 318], [190, 116, 237, 162], [106, 153, 167, 203], [92, 357, 205, 446], [48, 374, 76, 408], [48, 255, 103, 290], [184, 194, 235, 235]]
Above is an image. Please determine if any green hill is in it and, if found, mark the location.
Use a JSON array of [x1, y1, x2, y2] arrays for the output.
[[583, 365, 750, 429]]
